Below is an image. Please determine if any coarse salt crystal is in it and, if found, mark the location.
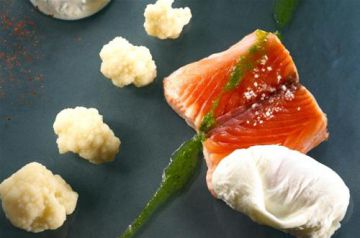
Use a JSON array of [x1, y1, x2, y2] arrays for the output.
[[285, 90, 295, 100], [261, 93, 266, 100], [265, 110, 271, 117], [244, 90, 256, 100], [260, 55, 268, 65], [274, 106, 282, 112]]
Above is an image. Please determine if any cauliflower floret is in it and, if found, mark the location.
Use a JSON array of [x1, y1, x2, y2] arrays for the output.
[[144, 0, 192, 39], [0, 162, 78, 233], [53, 107, 121, 164], [99, 37, 157, 87]]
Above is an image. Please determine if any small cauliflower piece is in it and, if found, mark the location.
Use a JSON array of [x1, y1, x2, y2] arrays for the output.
[[99, 37, 157, 87], [53, 107, 120, 164], [0, 162, 78, 233], [144, 0, 192, 39]]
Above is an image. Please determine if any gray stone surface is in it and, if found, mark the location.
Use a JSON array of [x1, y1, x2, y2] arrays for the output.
[[0, 0, 358, 237]]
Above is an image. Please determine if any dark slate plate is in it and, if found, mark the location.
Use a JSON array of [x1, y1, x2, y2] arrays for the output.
[[0, 0, 359, 237]]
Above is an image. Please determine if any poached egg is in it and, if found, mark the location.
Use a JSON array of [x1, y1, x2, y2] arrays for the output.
[[212, 145, 350, 238]]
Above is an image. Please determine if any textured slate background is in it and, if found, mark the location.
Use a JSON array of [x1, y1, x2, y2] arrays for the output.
[[0, 0, 359, 237]]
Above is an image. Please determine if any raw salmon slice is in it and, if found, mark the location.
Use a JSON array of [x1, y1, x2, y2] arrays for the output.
[[163, 30, 328, 192], [164, 30, 299, 130]]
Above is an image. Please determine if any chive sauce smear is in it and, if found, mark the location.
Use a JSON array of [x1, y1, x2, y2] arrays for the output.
[[119, 135, 203, 238], [273, 0, 300, 37]]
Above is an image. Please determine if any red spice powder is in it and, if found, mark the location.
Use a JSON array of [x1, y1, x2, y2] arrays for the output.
[[0, 5, 44, 103]]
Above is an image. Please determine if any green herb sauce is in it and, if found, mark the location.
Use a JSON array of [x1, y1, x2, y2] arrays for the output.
[[273, 0, 300, 30], [119, 134, 203, 238], [199, 111, 217, 132]]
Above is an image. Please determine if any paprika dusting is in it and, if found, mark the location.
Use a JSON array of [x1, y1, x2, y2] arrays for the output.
[[0, 1, 43, 104]]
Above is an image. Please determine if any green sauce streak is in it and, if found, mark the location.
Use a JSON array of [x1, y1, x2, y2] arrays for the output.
[[119, 134, 203, 238], [199, 30, 269, 133], [273, 0, 300, 30], [199, 111, 217, 133], [224, 56, 246, 91], [199, 97, 220, 132]]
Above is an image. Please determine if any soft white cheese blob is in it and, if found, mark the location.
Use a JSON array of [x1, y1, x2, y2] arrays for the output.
[[212, 145, 350, 238]]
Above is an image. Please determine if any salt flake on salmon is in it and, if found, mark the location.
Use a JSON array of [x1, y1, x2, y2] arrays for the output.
[[163, 30, 328, 192]]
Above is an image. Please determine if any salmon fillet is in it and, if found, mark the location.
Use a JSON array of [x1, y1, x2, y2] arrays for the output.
[[163, 30, 328, 192]]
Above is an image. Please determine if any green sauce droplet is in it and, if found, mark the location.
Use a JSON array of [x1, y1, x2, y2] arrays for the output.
[[119, 135, 203, 238], [273, 0, 300, 30]]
